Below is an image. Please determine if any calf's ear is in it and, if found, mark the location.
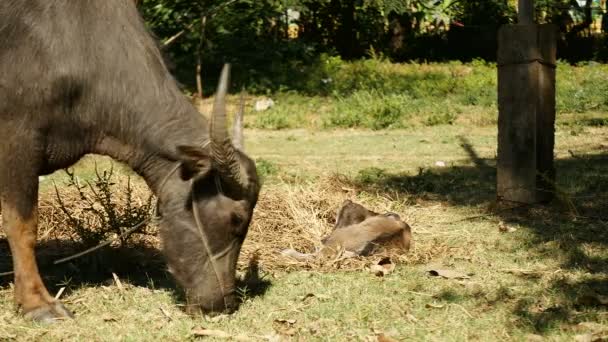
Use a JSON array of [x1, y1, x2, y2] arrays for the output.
[[177, 145, 212, 180], [383, 212, 401, 220]]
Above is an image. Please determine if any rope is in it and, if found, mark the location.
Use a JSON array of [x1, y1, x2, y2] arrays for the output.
[[191, 188, 230, 309]]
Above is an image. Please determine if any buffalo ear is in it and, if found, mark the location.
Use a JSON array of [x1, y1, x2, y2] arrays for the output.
[[177, 145, 212, 181]]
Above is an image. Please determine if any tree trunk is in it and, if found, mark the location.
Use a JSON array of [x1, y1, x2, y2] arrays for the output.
[[518, 0, 535, 24], [335, 0, 357, 59], [284, 4, 290, 39], [569, 0, 594, 36], [196, 15, 207, 100]]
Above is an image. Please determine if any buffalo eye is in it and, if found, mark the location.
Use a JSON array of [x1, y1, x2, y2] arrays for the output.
[[231, 213, 244, 228]]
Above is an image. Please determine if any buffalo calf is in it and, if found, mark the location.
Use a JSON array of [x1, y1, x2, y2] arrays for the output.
[[281, 200, 412, 260]]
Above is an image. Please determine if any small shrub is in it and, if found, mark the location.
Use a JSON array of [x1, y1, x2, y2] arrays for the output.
[[582, 117, 608, 127], [368, 98, 408, 129], [355, 167, 387, 185], [425, 112, 457, 126], [54, 164, 155, 247], [252, 93, 313, 129], [255, 110, 291, 129], [324, 96, 365, 128], [325, 91, 412, 129]]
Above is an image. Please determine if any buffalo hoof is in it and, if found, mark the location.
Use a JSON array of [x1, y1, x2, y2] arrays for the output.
[[24, 302, 74, 323]]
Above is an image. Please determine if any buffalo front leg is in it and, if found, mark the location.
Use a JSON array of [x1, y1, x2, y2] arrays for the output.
[[1, 182, 73, 323]]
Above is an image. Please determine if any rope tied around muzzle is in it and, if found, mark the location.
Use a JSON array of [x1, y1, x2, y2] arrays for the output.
[[157, 141, 233, 312]]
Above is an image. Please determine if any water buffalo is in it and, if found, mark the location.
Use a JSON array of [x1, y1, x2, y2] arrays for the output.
[[282, 200, 412, 260], [0, 1, 260, 322]]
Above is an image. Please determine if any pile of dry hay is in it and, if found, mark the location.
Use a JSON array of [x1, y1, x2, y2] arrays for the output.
[[1, 175, 444, 276], [243, 176, 424, 273]]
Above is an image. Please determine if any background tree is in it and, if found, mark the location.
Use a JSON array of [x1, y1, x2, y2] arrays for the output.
[[136, 0, 608, 93]]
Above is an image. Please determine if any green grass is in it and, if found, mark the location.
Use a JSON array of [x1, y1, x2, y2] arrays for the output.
[[2, 123, 608, 340], [3, 57, 608, 340], [249, 58, 608, 130]]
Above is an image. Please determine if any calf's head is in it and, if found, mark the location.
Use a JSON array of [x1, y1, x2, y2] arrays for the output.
[[334, 199, 380, 229], [159, 65, 260, 315]]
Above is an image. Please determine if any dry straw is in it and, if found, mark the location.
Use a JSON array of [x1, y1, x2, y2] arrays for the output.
[[1, 174, 442, 276]]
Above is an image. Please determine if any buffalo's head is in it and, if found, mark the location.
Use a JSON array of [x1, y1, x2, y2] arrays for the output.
[[159, 65, 260, 315]]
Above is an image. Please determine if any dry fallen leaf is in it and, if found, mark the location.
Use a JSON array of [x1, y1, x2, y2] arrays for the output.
[[273, 318, 298, 336], [191, 327, 253, 341], [524, 333, 544, 341], [370, 257, 396, 277], [425, 303, 445, 309], [301, 293, 316, 301], [192, 328, 229, 338], [300, 293, 331, 302], [102, 315, 117, 322], [498, 221, 517, 233], [501, 268, 545, 278], [275, 318, 297, 325], [428, 269, 471, 280], [377, 333, 400, 342]]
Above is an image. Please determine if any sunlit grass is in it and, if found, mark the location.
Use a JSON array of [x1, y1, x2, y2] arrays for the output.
[[1, 124, 608, 341]]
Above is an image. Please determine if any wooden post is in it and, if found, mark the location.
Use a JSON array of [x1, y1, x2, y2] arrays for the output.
[[496, 0, 556, 204], [518, 0, 534, 25]]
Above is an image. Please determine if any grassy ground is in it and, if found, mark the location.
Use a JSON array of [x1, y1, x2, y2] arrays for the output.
[[242, 59, 608, 130], [1, 121, 608, 341]]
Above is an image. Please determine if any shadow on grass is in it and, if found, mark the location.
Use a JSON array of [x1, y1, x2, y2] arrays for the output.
[[0, 238, 271, 311], [349, 138, 608, 333], [237, 253, 272, 303], [576, 117, 608, 127], [0, 239, 173, 293]]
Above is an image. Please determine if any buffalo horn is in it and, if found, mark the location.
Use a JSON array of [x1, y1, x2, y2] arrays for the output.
[[210, 64, 247, 189], [232, 90, 245, 151]]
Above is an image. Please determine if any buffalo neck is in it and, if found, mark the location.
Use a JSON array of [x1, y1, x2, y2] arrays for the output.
[[94, 93, 208, 198]]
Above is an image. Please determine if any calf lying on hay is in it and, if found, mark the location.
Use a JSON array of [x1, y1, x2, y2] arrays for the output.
[[281, 200, 412, 261]]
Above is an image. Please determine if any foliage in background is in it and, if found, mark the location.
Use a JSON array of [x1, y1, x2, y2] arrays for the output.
[[135, 1, 608, 131], [136, 0, 608, 95], [139, 0, 316, 93]]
